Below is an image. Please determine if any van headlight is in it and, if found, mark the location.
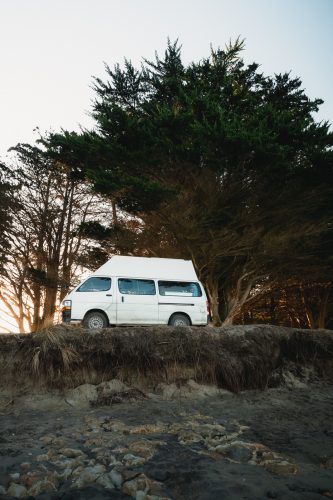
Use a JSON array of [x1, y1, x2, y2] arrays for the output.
[[62, 300, 72, 310]]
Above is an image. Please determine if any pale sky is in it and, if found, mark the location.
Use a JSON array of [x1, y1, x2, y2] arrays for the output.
[[0, 0, 332, 160]]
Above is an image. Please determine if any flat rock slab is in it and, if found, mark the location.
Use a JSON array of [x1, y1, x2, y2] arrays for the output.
[[0, 384, 332, 499]]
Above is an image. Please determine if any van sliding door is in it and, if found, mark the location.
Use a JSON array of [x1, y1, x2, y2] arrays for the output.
[[116, 278, 158, 324]]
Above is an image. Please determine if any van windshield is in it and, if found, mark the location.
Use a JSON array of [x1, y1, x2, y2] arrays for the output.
[[77, 277, 111, 292], [158, 281, 202, 297]]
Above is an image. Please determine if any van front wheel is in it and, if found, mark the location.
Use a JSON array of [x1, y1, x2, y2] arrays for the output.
[[83, 311, 108, 329], [169, 314, 191, 327]]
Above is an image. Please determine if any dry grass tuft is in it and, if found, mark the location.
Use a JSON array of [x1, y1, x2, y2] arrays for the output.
[[0, 324, 332, 393]]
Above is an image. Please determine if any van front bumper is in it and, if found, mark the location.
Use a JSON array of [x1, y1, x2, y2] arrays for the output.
[[62, 310, 71, 322]]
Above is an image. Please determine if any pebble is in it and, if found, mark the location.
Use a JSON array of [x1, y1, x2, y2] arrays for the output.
[[122, 474, 150, 497], [28, 479, 57, 496], [224, 444, 253, 463], [59, 447, 85, 458], [96, 472, 115, 489], [72, 464, 106, 488], [123, 453, 146, 466], [264, 460, 297, 475], [9, 472, 20, 480], [19, 462, 31, 470], [6, 483, 27, 498], [109, 469, 123, 488]]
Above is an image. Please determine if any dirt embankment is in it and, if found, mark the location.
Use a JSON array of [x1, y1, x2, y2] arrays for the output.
[[0, 324, 332, 393]]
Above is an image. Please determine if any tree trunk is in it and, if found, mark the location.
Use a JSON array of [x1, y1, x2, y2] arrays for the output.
[[318, 287, 330, 329], [41, 261, 59, 328], [222, 274, 254, 326], [300, 286, 315, 329], [205, 278, 222, 326]]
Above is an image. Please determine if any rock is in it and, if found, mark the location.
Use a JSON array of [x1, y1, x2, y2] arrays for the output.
[[101, 418, 128, 433], [109, 469, 123, 488], [122, 474, 166, 498], [109, 456, 122, 467], [178, 430, 204, 445], [123, 453, 146, 466], [9, 472, 20, 480], [52, 457, 84, 470], [212, 431, 242, 446], [0, 485, 6, 495], [65, 384, 98, 407], [135, 491, 147, 500], [186, 380, 231, 398], [96, 473, 115, 489], [39, 434, 54, 444], [128, 440, 165, 459], [59, 447, 85, 458], [20, 472, 44, 489], [264, 460, 298, 475], [28, 479, 57, 496], [53, 437, 66, 447], [156, 383, 178, 400], [222, 443, 253, 463], [122, 474, 150, 497], [55, 467, 72, 481], [6, 483, 27, 498], [71, 466, 84, 478], [19, 462, 31, 471], [72, 464, 106, 488], [129, 424, 166, 434], [156, 381, 232, 400], [97, 379, 129, 393], [87, 458, 97, 466], [84, 437, 105, 447], [281, 371, 307, 389]]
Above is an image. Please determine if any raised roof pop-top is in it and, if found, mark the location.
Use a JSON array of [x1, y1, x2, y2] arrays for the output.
[[93, 256, 198, 281]]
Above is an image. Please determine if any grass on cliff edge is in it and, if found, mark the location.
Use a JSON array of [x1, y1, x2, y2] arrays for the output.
[[0, 324, 332, 392]]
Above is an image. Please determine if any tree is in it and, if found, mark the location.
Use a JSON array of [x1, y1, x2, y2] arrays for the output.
[[0, 163, 16, 271], [0, 144, 113, 331], [45, 40, 333, 325]]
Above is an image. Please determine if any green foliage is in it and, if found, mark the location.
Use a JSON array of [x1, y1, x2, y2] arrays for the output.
[[43, 39, 333, 325]]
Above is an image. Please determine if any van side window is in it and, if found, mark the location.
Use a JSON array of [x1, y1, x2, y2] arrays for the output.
[[118, 279, 156, 295], [77, 277, 111, 292], [158, 281, 202, 297]]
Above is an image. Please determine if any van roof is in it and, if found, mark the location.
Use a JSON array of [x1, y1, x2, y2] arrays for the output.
[[93, 256, 198, 281]]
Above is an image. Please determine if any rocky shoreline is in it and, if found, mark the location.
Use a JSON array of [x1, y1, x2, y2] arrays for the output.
[[1, 379, 333, 499]]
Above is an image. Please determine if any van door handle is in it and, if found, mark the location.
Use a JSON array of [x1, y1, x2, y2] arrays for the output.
[[106, 294, 112, 297], [121, 296, 124, 302]]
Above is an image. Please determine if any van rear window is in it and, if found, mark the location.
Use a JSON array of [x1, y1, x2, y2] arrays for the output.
[[77, 277, 111, 292], [118, 279, 156, 295], [158, 281, 202, 297]]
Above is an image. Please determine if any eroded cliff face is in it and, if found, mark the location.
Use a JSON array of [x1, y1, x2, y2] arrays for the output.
[[0, 324, 332, 395]]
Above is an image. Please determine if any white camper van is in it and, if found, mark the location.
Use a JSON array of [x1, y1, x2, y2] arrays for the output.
[[62, 256, 209, 329]]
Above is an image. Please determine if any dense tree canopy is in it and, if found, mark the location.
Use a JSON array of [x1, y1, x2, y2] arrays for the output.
[[43, 40, 333, 325]]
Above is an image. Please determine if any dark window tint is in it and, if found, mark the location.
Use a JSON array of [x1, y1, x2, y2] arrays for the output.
[[118, 278, 156, 295], [158, 281, 202, 297], [77, 277, 111, 292]]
